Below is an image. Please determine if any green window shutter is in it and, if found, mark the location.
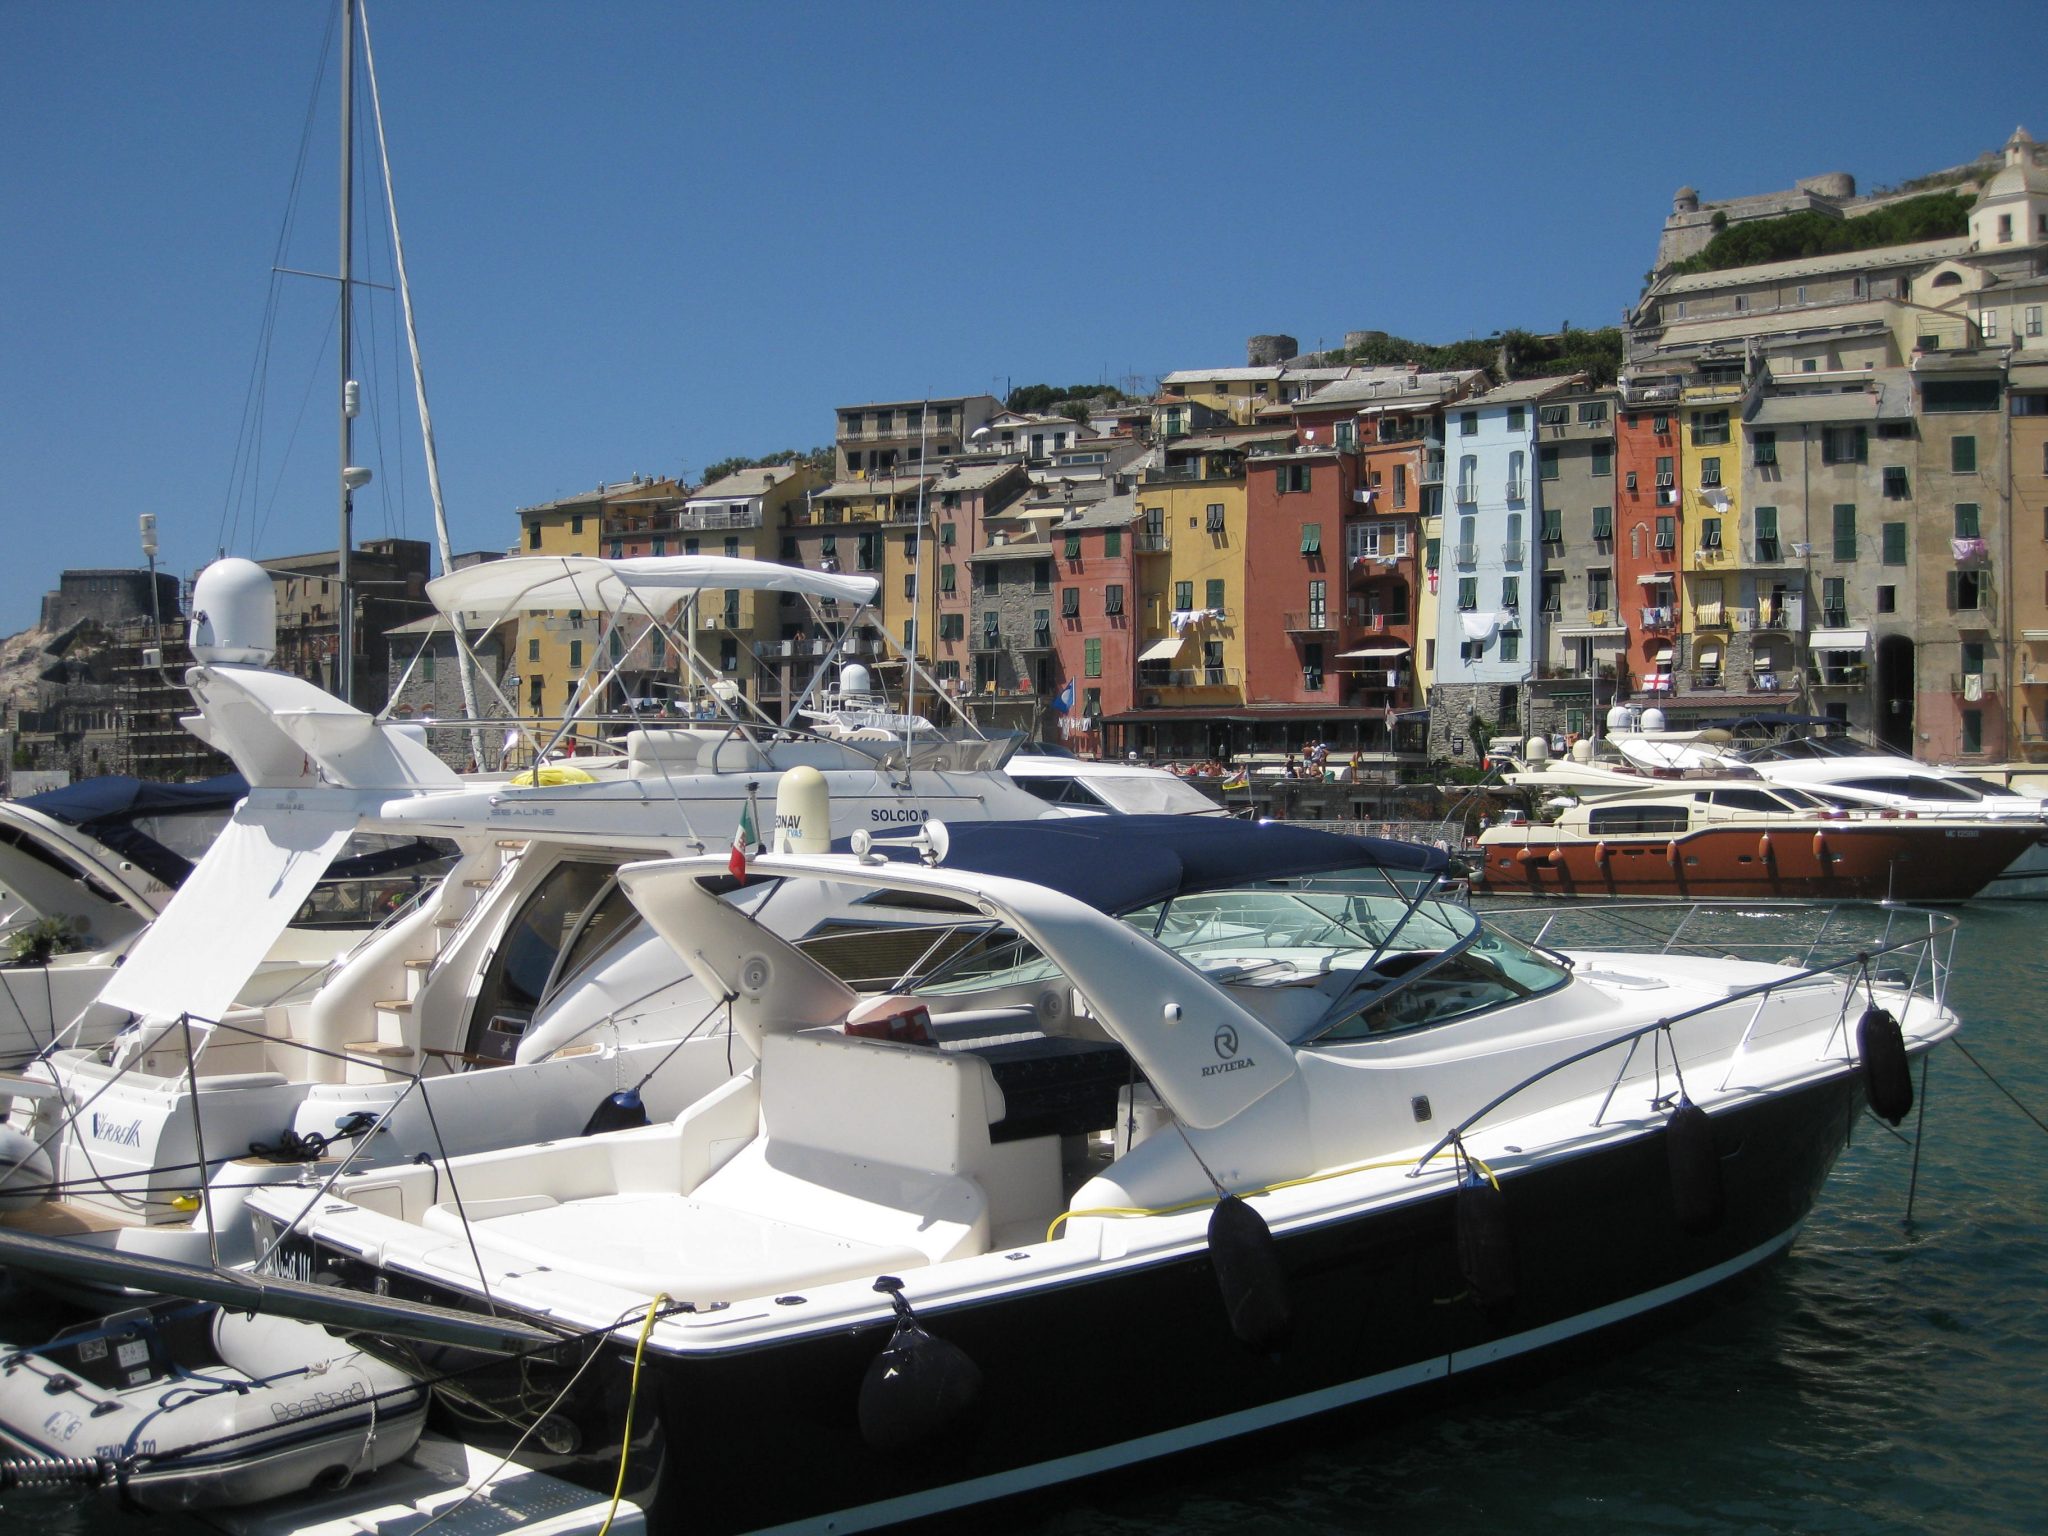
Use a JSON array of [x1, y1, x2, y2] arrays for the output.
[[1425, 537, 1441, 570], [1276, 466, 1289, 494], [1591, 506, 1613, 539], [1541, 506, 1562, 541], [1952, 436, 1977, 473], [1064, 532, 1081, 560], [1103, 529, 1121, 556], [1955, 502, 1981, 539], [1085, 638, 1102, 678], [1301, 523, 1321, 554], [1754, 506, 1778, 540], [1206, 578, 1225, 609], [1882, 523, 1907, 564], [1832, 504, 1856, 560], [1174, 581, 1193, 610], [941, 523, 956, 547], [940, 564, 956, 592]]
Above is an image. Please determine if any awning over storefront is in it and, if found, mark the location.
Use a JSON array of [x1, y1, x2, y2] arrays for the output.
[[1653, 647, 1674, 662], [1137, 636, 1186, 663], [1809, 628, 1869, 651], [1555, 625, 1628, 638], [1335, 644, 1411, 658]]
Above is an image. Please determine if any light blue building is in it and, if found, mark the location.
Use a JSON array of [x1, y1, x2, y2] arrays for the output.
[[1431, 380, 1578, 738]]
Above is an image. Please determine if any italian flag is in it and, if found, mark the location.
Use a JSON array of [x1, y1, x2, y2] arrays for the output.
[[729, 802, 758, 879]]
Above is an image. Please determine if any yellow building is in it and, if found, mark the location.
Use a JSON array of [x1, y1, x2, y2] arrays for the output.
[[512, 486, 607, 731], [1676, 382, 1745, 691], [1133, 436, 1254, 706], [796, 473, 940, 688]]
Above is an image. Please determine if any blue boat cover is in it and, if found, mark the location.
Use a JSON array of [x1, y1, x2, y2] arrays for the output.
[[835, 815, 1445, 915], [18, 774, 249, 889]]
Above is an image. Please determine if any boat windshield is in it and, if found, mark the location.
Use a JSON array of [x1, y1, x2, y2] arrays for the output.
[[906, 875, 1569, 1043], [1735, 736, 1891, 764]]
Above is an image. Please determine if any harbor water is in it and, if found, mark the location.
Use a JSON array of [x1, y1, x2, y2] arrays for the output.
[[3, 903, 2044, 1536]]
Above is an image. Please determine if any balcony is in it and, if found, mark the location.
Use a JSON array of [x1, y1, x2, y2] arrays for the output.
[[1639, 606, 1676, 633], [1155, 666, 1242, 689], [1419, 457, 1445, 486], [973, 632, 1005, 653], [1729, 607, 1757, 630], [1691, 605, 1729, 628], [1751, 539, 1782, 563], [1136, 531, 1171, 553], [1284, 611, 1335, 634], [1503, 480, 1526, 502], [1949, 672, 2001, 694], [1688, 670, 1725, 691], [1500, 541, 1526, 564], [1755, 603, 1799, 630], [675, 503, 764, 531], [1452, 543, 1479, 566], [1811, 663, 1868, 689], [1023, 627, 1054, 652], [1693, 544, 1727, 564], [1454, 483, 1478, 507]]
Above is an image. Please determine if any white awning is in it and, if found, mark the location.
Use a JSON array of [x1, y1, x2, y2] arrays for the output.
[[1335, 644, 1412, 659], [1637, 572, 1675, 586], [1809, 628, 1870, 651], [1654, 647, 1674, 662], [429, 555, 879, 619], [2023, 629, 2048, 642], [1554, 625, 1628, 638], [1138, 636, 1186, 662]]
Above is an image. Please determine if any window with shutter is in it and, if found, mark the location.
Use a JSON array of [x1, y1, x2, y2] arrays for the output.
[[1060, 587, 1079, 617]]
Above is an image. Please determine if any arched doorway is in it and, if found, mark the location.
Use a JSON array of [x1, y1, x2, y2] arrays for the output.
[[1875, 634, 1915, 753]]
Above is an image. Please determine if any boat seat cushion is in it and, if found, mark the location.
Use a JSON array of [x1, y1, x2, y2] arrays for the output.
[[420, 1161, 973, 1304]]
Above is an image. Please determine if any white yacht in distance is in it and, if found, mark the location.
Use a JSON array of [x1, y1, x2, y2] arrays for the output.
[[1499, 710, 2048, 899]]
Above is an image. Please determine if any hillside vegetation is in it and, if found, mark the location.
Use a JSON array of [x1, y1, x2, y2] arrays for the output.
[[1670, 189, 1973, 275]]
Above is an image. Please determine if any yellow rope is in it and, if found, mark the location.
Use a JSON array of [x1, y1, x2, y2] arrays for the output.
[[1045, 1143, 1501, 1242], [597, 1292, 670, 1536]]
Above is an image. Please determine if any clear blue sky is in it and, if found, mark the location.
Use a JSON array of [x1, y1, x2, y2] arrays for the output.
[[3, 0, 2040, 635]]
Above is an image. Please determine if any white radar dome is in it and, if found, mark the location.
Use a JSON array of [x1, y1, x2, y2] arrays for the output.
[[1605, 705, 1635, 733], [1570, 738, 1594, 763], [189, 558, 277, 666], [1524, 736, 1550, 762], [1640, 707, 1668, 732], [840, 663, 873, 695]]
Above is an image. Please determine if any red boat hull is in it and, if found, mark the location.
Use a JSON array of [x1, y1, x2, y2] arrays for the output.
[[1471, 821, 2039, 901]]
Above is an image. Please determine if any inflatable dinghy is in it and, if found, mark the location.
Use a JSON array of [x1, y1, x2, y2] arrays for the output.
[[0, 1300, 426, 1510]]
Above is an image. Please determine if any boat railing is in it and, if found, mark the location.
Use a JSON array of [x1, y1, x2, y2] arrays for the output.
[[1411, 900, 1958, 1177]]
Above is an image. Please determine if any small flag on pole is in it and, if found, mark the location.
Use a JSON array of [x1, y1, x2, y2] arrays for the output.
[[729, 801, 758, 879], [1052, 679, 1076, 716]]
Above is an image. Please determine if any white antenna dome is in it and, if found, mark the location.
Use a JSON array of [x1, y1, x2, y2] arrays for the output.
[[1640, 707, 1668, 732], [1605, 705, 1635, 733], [188, 558, 277, 666], [840, 662, 873, 695]]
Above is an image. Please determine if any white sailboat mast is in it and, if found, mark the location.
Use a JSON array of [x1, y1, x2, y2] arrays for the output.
[[359, 0, 486, 764], [335, 0, 358, 706]]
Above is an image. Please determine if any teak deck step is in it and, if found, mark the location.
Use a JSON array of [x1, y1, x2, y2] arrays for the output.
[[374, 999, 414, 1013], [345, 1041, 414, 1058]]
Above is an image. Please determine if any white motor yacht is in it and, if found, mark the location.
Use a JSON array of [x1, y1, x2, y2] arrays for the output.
[[178, 817, 1959, 1536]]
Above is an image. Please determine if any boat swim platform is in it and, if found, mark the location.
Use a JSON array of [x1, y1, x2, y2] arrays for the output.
[[197, 1433, 644, 1536]]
